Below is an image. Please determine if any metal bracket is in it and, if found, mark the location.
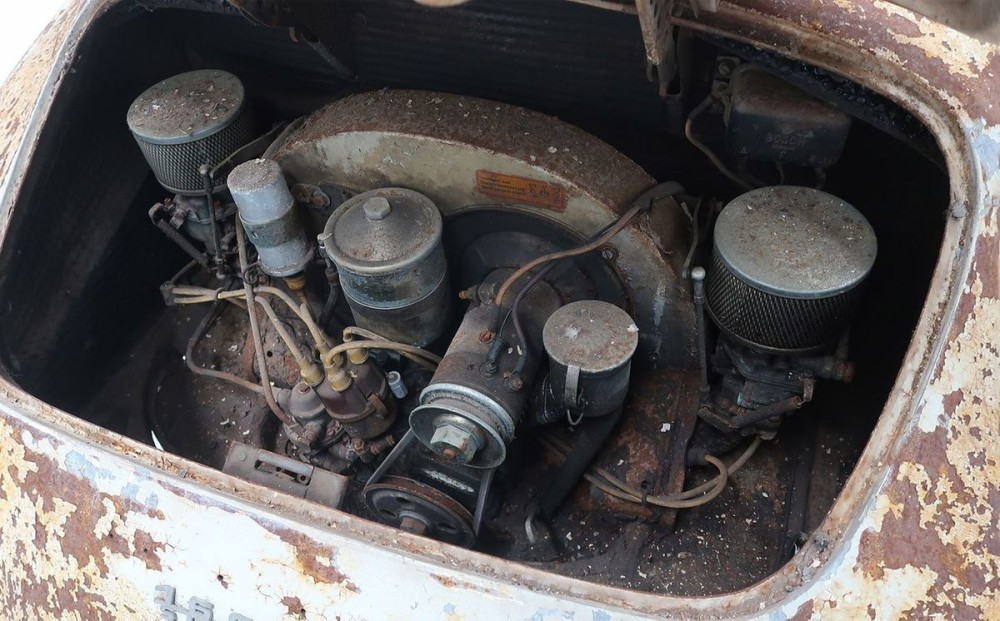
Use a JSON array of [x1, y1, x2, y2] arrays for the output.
[[365, 428, 417, 487], [223, 443, 349, 508], [635, 0, 716, 99], [562, 364, 581, 410], [635, 0, 676, 97], [149, 202, 212, 270]]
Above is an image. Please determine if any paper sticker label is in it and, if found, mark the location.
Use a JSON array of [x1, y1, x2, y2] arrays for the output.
[[475, 170, 567, 211]]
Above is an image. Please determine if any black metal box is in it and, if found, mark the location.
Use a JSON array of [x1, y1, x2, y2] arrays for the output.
[[724, 66, 851, 168]]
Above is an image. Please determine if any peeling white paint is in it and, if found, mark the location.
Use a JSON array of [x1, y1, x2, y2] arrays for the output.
[[877, 1, 997, 79], [916, 391, 944, 432]]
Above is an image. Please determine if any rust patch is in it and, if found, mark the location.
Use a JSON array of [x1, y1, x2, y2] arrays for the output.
[[676, 0, 1000, 124], [0, 0, 995, 618], [589, 370, 700, 525], [272, 527, 360, 593], [432, 574, 458, 588], [0, 418, 165, 618], [425, 570, 520, 600], [0, 1, 86, 204], [275, 89, 652, 216], [133, 530, 164, 572], [282, 595, 307, 617]]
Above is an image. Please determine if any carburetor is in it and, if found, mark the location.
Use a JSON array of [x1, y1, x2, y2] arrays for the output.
[[699, 186, 876, 433]]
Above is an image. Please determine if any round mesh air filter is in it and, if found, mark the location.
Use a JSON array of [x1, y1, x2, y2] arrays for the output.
[[706, 186, 876, 353], [127, 69, 254, 195]]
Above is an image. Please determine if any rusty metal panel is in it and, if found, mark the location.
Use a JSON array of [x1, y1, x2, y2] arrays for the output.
[[634, 0, 672, 65], [889, 0, 1000, 43], [272, 88, 697, 369], [0, 0, 995, 618]]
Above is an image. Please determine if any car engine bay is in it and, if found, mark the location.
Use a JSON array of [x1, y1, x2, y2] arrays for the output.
[[0, 0, 948, 597]]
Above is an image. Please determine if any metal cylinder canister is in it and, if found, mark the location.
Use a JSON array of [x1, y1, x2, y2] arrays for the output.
[[321, 188, 450, 346], [706, 186, 877, 353], [410, 271, 561, 469], [127, 69, 255, 195], [542, 300, 639, 419], [228, 158, 313, 277]]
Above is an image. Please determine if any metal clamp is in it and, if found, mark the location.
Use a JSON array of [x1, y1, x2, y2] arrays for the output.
[[562, 363, 581, 410]]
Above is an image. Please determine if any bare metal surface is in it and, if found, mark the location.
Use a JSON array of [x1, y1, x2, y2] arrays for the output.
[[0, 0, 995, 618], [713, 186, 876, 297], [126, 69, 244, 144], [544, 300, 640, 374]]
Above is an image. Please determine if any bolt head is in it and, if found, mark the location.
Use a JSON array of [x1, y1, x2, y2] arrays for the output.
[[429, 424, 479, 464], [363, 196, 392, 221], [398, 515, 428, 536], [505, 375, 525, 392]]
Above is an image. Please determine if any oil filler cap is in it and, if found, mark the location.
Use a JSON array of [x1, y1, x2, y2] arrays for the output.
[[322, 188, 442, 274]]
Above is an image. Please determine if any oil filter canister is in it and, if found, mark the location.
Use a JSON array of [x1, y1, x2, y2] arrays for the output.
[[542, 300, 639, 418], [706, 186, 877, 353], [228, 158, 313, 277], [321, 188, 450, 346]]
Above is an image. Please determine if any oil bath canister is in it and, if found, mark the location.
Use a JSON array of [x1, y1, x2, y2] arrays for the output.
[[321, 188, 450, 346]]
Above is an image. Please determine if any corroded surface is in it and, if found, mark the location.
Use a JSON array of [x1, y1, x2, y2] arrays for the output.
[[890, 0, 1000, 42], [0, 0, 996, 618], [670, 1, 1000, 618], [0, 0, 87, 224], [274, 88, 697, 369]]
